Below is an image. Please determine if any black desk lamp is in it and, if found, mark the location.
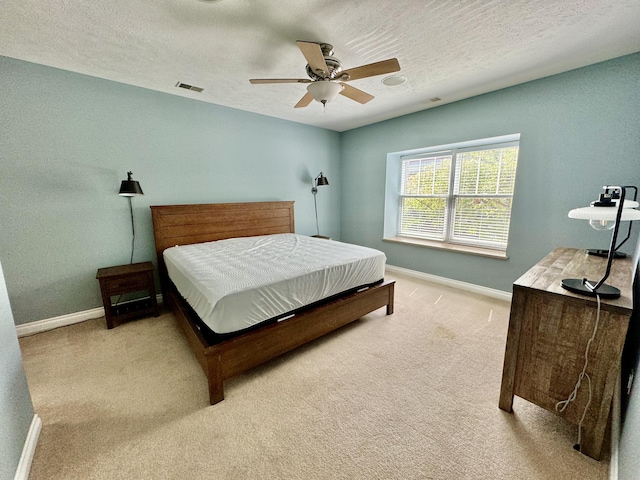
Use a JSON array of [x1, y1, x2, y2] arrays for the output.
[[118, 172, 144, 263], [311, 172, 329, 237], [577, 186, 638, 258], [562, 185, 640, 299]]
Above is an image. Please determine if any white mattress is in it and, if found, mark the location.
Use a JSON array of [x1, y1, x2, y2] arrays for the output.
[[163, 233, 386, 334]]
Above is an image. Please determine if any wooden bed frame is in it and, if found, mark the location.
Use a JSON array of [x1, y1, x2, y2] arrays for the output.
[[150, 201, 395, 405]]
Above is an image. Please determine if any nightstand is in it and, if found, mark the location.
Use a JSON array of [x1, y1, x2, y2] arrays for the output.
[[96, 261, 160, 329]]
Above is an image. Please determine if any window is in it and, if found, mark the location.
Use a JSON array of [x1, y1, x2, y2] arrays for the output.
[[397, 140, 519, 252]]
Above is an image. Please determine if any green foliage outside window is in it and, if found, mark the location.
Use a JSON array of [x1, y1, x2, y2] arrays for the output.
[[457, 147, 518, 195], [399, 144, 518, 249]]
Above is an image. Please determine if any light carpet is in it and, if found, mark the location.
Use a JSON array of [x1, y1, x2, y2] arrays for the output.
[[19, 272, 609, 479]]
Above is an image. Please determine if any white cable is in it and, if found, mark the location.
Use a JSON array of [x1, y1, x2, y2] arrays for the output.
[[555, 293, 601, 451]]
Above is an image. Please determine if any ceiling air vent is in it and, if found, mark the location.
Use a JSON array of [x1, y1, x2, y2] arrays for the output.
[[176, 82, 204, 93]]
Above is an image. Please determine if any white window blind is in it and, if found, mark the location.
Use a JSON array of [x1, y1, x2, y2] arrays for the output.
[[399, 141, 519, 250]]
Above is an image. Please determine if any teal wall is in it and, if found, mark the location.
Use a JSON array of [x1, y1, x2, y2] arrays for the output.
[[341, 53, 640, 292], [3, 53, 638, 322], [2, 52, 640, 478], [0, 56, 341, 325], [339, 53, 640, 478], [0, 260, 34, 480]]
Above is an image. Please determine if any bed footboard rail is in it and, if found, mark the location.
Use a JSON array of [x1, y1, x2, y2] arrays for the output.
[[174, 280, 395, 405]]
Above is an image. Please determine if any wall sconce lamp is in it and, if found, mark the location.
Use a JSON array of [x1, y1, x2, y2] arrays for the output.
[[562, 185, 640, 298], [118, 171, 144, 263], [311, 172, 329, 237]]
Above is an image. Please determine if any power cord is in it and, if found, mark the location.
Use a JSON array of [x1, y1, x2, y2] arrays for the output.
[[312, 189, 320, 237], [128, 195, 136, 264], [555, 292, 601, 452], [114, 197, 137, 309]]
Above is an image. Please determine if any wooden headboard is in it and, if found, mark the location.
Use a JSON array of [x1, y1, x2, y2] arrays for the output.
[[150, 201, 295, 291]]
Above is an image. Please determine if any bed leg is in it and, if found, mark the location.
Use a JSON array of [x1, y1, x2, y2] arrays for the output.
[[207, 355, 224, 405], [386, 282, 395, 315]]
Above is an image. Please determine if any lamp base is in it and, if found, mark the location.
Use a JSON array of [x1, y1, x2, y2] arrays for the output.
[[587, 248, 627, 259], [561, 278, 621, 299]]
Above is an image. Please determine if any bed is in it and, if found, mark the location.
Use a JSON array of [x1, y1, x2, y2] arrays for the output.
[[151, 201, 395, 405]]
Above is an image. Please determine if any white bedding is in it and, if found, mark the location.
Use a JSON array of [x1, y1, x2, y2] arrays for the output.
[[163, 233, 386, 334]]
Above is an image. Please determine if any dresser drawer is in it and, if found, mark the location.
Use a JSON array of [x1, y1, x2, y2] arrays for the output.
[[104, 273, 150, 295]]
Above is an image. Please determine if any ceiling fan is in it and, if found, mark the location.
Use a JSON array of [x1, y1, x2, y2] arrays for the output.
[[249, 41, 401, 108]]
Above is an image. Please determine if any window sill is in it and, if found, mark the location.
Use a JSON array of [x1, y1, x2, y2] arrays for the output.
[[382, 236, 508, 259]]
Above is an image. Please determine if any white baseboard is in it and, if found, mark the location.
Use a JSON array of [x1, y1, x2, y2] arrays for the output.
[[609, 373, 621, 480], [14, 414, 41, 480], [385, 264, 512, 302], [16, 295, 163, 338], [15, 270, 507, 338], [16, 307, 105, 337]]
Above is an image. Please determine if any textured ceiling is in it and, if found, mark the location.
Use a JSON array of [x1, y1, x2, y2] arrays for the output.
[[2, 0, 640, 132]]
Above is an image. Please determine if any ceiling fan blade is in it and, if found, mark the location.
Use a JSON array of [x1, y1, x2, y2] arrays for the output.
[[339, 83, 374, 104], [296, 41, 329, 77], [341, 58, 400, 82], [250, 79, 311, 84], [294, 92, 314, 108]]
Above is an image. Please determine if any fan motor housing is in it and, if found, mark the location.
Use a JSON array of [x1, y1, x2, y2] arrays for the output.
[[305, 44, 344, 81], [249, 40, 400, 108], [307, 56, 343, 80]]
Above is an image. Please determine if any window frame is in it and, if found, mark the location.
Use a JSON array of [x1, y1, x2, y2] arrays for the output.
[[394, 137, 519, 253], [399, 150, 453, 242]]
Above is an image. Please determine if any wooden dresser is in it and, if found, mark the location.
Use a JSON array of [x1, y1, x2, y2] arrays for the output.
[[499, 247, 634, 460]]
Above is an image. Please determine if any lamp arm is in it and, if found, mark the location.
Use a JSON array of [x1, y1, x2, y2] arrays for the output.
[[586, 186, 626, 292], [613, 186, 637, 252], [614, 222, 633, 253], [128, 196, 136, 264], [312, 188, 320, 236]]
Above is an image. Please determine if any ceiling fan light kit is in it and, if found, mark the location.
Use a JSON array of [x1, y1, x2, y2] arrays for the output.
[[249, 40, 401, 109], [307, 81, 343, 105]]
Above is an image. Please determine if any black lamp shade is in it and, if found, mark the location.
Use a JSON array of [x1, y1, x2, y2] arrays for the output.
[[316, 173, 329, 186], [118, 172, 144, 196]]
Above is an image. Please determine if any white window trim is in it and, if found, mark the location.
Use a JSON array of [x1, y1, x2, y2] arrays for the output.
[[384, 134, 520, 257]]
